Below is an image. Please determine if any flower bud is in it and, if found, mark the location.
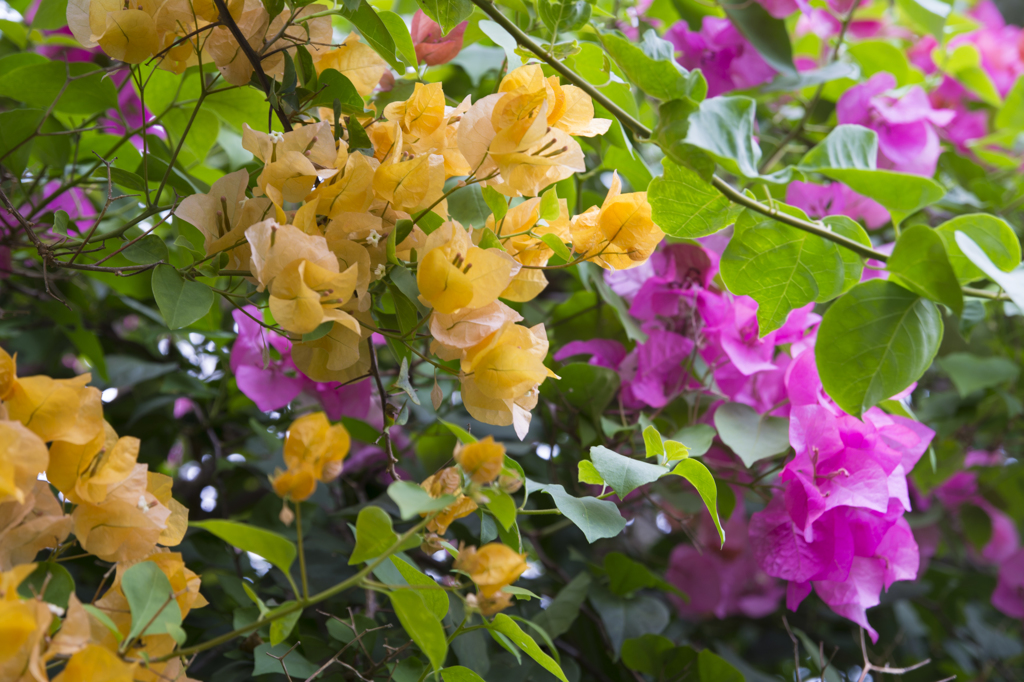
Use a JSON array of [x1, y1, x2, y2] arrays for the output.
[[454, 436, 505, 485], [411, 10, 467, 66]]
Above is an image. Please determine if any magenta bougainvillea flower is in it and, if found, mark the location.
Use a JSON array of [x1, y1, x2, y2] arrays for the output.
[[665, 17, 776, 97], [992, 549, 1024, 619], [785, 181, 890, 229]]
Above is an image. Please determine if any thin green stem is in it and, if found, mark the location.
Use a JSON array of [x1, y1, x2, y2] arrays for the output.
[[296, 502, 309, 600]]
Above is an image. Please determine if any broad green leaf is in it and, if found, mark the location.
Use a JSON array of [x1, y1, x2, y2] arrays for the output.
[[417, 0, 472, 35], [622, 635, 698, 678], [848, 41, 912, 85], [387, 556, 449, 621], [532, 573, 591, 639], [442, 666, 486, 682], [151, 265, 214, 330], [390, 590, 448, 671], [942, 44, 1001, 107], [684, 97, 761, 178], [799, 124, 877, 171], [664, 441, 689, 461], [485, 490, 517, 531], [589, 445, 668, 499], [191, 519, 297, 574], [698, 649, 744, 682], [642, 425, 664, 459], [0, 61, 117, 114], [439, 419, 477, 444], [123, 561, 184, 642], [670, 459, 724, 545], [253, 642, 318, 677], [600, 32, 700, 101], [648, 158, 733, 239], [887, 225, 963, 315], [816, 280, 943, 416], [388, 480, 456, 519], [108, 167, 148, 193], [163, 107, 219, 167], [539, 186, 560, 220], [123, 235, 169, 265], [896, 0, 950, 39], [937, 352, 1020, 397], [713, 402, 789, 467], [584, 264, 647, 342], [823, 216, 871, 293], [82, 605, 123, 642], [17, 562, 74, 610], [589, 586, 671, 658], [578, 460, 604, 485], [537, 0, 590, 36], [540, 233, 572, 261], [936, 214, 1022, 284], [553, 363, 620, 420], [350, 506, 399, 564], [996, 75, 1024, 132], [528, 481, 627, 543], [32, 0, 68, 29], [671, 424, 715, 457], [339, 1, 402, 69], [481, 185, 508, 221], [379, 10, 418, 68], [447, 182, 491, 228], [311, 69, 364, 111], [812, 168, 945, 226], [269, 603, 301, 646], [721, 0, 796, 75], [955, 231, 1024, 312], [603, 552, 685, 599], [0, 109, 44, 175], [490, 614, 568, 682], [720, 206, 844, 334]]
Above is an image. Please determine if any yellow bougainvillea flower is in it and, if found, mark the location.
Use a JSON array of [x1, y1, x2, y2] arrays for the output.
[[46, 594, 93, 660], [68, 0, 159, 64], [487, 195, 571, 302], [0, 598, 51, 681], [5, 373, 103, 445], [315, 32, 390, 97], [373, 153, 446, 215], [570, 171, 665, 270], [0, 480, 72, 571], [460, 323, 555, 439], [242, 123, 338, 205], [416, 221, 519, 314], [307, 149, 378, 218], [53, 644, 137, 682], [497, 65, 611, 137], [454, 436, 506, 485], [71, 465, 182, 562], [420, 467, 477, 535], [205, 0, 271, 86], [454, 542, 528, 598], [0, 347, 15, 400], [245, 220, 339, 291], [48, 422, 138, 505], [0, 421, 48, 505], [271, 412, 350, 502], [262, 6, 332, 79], [291, 312, 371, 383], [384, 82, 448, 142], [429, 301, 523, 362], [269, 259, 359, 335]]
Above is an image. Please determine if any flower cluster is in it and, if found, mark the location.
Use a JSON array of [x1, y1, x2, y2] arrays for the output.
[[454, 542, 528, 617], [0, 347, 203, 682], [177, 65, 663, 438], [270, 411, 351, 502]]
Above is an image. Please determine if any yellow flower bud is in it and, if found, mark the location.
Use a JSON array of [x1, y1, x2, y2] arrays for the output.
[[454, 436, 506, 485], [454, 542, 527, 597]]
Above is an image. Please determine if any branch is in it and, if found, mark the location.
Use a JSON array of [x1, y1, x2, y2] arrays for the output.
[[367, 342, 401, 481], [856, 628, 934, 682]]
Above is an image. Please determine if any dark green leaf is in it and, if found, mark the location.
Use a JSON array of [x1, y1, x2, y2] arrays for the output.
[[17, 562, 74, 609], [713, 402, 790, 468], [123, 561, 184, 642], [416, 0, 473, 35], [527, 481, 627, 543], [721, 0, 796, 75], [603, 552, 685, 599], [151, 265, 215, 330], [0, 109, 44, 175], [191, 519, 297, 574], [379, 10, 418, 67], [938, 352, 1020, 397], [648, 158, 733, 239], [589, 445, 668, 499], [312, 69, 364, 111], [823, 216, 871, 294], [532, 573, 591, 639], [123, 235, 169, 265], [537, 0, 590, 36], [698, 649, 744, 682], [391, 590, 448, 670], [622, 635, 698, 678]]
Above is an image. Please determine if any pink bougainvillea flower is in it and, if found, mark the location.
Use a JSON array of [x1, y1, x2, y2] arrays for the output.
[[836, 72, 955, 177], [666, 17, 776, 97], [553, 340, 628, 370], [785, 181, 890, 229], [411, 10, 467, 66], [992, 549, 1024, 619]]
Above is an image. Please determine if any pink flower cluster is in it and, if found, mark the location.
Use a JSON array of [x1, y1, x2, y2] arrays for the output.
[[665, 18, 776, 98], [230, 306, 373, 422]]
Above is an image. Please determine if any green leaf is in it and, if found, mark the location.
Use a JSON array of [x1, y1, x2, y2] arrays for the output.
[[269, 603, 301, 646], [163, 108, 219, 167], [823, 216, 871, 294], [600, 31, 701, 101], [721, 0, 796, 75], [253, 642, 318, 677], [670, 459, 724, 545], [642, 425, 664, 459], [763, 60, 858, 92], [490, 614, 568, 682], [589, 586, 671, 658], [481, 185, 508, 221], [539, 185, 560, 221], [896, 0, 949, 39], [261, 0, 283, 20], [532, 573, 591, 639], [684, 97, 762, 179], [937, 352, 1020, 397], [936, 214, 1022, 285], [151, 265, 215, 330], [553, 362, 620, 421], [32, 0, 68, 29], [577, 460, 604, 485], [721, 206, 844, 334], [996, 76, 1024, 132], [955, 231, 1024, 312], [108, 167, 148, 193], [798, 124, 876, 171], [603, 552, 685, 599], [191, 519, 297, 575], [537, 0, 590, 36], [622, 635, 697, 678], [339, 1, 402, 69], [302, 321, 334, 342], [540, 232, 572, 261], [350, 506, 399, 564], [82, 604, 123, 642], [589, 445, 668, 499], [671, 424, 715, 457], [0, 61, 118, 114], [312, 69, 365, 112], [388, 480, 456, 519], [442, 666, 486, 682], [0, 109, 44, 175], [416, 0, 472, 35], [123, 235, 169, 265], [382, 556, 449, 620], [887, 225, 963, 315], [17, 562, 74, 609], [485, 490, 517, 531], [439, 419, 477, 444], [379, 10, 418, 68], [712, 402, 790, 467], [123, 561, 184, 642], [390, 590, 448, 671], [698, 649, 744, 682], [816, 280, 943, 416], [583, 264, 647, 342], [528, 482, 627, 543], [648, 158, 733, 239]]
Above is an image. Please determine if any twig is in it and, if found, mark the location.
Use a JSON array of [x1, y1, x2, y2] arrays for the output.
[[266, 641, 300, 682], [855, 628, 934, 682], [367, 342, 401, 480], [782, 615, 801, 682]]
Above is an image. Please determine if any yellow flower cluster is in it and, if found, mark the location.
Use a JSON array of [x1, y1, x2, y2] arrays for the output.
[[270, 411, 350, 502], [454, 543, 528, 617], [175, 65, 664, 438], [0, 348, 203, 682]]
